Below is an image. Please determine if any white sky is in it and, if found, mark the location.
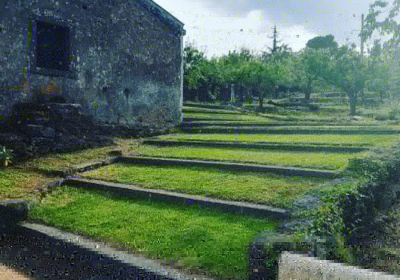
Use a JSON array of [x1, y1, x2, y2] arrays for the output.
[[153, 0, 378, 57]]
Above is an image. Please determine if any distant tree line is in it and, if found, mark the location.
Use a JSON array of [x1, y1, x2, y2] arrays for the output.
[[183, 12, 400, 116]]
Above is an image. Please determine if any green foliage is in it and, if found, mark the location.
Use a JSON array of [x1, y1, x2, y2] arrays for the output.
[[363, 0, 400, 46], [0, 146, 13, 160], [306, 35, 339, 50], [328, 45, 368, 115], [298, 47, 333, 102], [303, 144, 400, 266]]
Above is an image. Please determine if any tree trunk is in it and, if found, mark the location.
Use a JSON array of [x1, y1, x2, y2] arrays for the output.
[[258, 91, 264, 109], [273, 87, 278, 99], [360, 88, 365, 105], [348, 92, 357, 116], [304, 80, 312, 103]]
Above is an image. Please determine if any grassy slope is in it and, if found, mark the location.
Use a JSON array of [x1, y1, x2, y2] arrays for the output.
[[0, 169, 54, 201], [30, 187, 278, 279], [0, 140, 134, 200], [156, 134, 399, 148], [183, 112, 271, 122], [83, 164, 327, 207], [133, 145, 361, 170]]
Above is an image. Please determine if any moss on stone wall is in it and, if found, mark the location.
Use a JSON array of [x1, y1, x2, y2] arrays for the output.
[[0, 0, 184, 127]]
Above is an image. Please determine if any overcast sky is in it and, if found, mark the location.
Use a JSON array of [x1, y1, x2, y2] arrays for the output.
[[153, 0, 377, 57]]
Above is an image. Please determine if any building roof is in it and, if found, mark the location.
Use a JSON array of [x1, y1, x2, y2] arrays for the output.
[[137, 0, 186, 35]]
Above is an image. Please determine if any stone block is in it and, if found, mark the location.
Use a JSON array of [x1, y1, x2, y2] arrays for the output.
[[25, 125, 55, 138]]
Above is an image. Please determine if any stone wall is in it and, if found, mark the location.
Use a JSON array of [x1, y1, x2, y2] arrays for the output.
[[0, 0, 184, 127], [278, 252, 399, 280]]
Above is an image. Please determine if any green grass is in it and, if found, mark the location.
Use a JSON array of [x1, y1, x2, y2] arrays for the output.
[[24, 140, 133, 173], [30, 187, 278, 279], [156, 134, 399, 148], [83, 164, 328, 207], [183, 112, 271, 122], [182, 125, 400, 131], [183, 106, 241, 114], [132, 145, 362, 170], [0, 169, 53, 200], [183, 120, 377, 127]]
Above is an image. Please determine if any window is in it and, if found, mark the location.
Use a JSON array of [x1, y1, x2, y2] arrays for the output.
[[35, 20, 71, 72]]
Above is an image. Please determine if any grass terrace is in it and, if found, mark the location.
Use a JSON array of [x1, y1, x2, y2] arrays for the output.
[[181, 125, 400, 135], [182, 106, 242, 114], [82, 164, 328, 207], [155, 134, 400, 148], [0, 169, 54, 201], [30, 187, 278, 280], [23, 141, 133, 173], [183, 112, 272, 122], [132, 145, 363, 170]]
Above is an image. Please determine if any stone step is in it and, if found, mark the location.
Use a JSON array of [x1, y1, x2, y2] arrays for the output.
[[142, 140, 367, 153], [62, 177, 290, 220], [118, 155, 339, 178]]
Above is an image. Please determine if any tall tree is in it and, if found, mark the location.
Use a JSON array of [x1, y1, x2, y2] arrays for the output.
[[183, 44, 207, 101], [298, 35, 338, 102], [306, 35, 339, 50], [366, 40, 390, 103], [329, 45, 368, 115], [363, 0, 400, 46]]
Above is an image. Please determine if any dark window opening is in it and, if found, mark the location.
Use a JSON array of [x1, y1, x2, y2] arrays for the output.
[[36, 21, 70, 72]]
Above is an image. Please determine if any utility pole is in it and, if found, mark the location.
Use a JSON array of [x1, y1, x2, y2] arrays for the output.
[[360, 14, 365, 58], [360, 14, 366, 104]]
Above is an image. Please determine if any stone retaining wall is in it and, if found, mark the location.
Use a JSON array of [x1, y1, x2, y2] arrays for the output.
[[278, 252, 399, 280]]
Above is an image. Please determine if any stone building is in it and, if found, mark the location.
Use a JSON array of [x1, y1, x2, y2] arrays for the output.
[[0, 0, 185, 128]]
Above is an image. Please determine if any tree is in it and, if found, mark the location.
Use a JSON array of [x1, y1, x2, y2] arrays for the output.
[[363, 1, 400, 46], [329, 45, 368, 115], [299, 48, 332, 102], [294, 35, 338, 103], [306, 35, 339, 50], [218, 48, 255, 101], [365, 40, 390, 103], [183, 44, 207, 101], [243, 58, 288, 108]]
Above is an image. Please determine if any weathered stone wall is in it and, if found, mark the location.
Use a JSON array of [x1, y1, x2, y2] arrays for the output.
[[278, 252, 399, 280], [0, 0, 184, 127]]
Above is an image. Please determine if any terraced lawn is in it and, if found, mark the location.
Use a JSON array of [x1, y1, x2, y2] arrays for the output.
[[83, 164, 329, 207], [30, 187, 278, 279], [183, 112, 271, 122], [132, 145, 362, 170], [181, 126, 400, 136], [0, 169, 53, 201], [156, 134, 399, 148], [183, 120, 378, 127], [183, 106, 242, 114]]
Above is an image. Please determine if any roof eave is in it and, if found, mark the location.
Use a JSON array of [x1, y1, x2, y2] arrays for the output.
[[137, 0, 186, 35]]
